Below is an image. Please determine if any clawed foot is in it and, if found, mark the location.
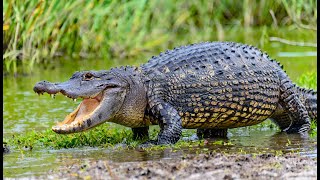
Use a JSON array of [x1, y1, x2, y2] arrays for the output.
[[284, 124, 310, 139], [298, 132, 310, 139]]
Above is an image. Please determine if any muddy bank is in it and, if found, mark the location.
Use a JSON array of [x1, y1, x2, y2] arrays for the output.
[[44, 152, 316, 180]]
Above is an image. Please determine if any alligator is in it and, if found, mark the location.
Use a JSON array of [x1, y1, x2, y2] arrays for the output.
[[33, 42, 317, 145]]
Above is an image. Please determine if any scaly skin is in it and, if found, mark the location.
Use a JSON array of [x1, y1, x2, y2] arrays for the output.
[[270, 87, 317, 131], [33, 42, 317, 145]]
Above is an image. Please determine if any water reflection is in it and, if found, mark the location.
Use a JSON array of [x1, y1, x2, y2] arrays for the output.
[[277, 51, 317, 57]]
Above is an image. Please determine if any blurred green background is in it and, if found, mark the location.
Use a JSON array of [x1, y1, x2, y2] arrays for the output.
[[3, 0, 317, 74]]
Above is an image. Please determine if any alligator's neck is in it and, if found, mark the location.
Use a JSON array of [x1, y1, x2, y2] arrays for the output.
[[296, 86, 317, 120], [111, 66, 149, 127]]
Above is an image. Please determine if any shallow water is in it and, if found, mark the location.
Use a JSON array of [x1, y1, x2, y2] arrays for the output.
[[3, 28, 317, 178], [3, 127, 317, 178]]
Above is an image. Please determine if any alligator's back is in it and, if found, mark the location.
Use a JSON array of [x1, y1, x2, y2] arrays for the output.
[[141, 42, 282, 129]]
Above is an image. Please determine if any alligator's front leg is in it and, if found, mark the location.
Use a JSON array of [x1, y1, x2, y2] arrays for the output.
[[149, 102, 182, 145]]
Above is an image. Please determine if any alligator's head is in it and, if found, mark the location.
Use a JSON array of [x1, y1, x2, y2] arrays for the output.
[[33, 67, 148, 134]]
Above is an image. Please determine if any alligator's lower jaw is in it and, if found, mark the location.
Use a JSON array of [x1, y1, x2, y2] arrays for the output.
[[52, 92, 103, 132]]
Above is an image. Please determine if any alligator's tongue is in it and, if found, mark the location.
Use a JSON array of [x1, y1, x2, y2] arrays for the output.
[[73, 99, 100, 121]]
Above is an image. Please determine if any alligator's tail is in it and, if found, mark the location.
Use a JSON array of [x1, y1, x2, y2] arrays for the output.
[[296, 86, 317, 122]]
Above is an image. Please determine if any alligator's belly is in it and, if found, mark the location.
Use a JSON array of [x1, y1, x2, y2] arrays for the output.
[[180, 102, 278, 129], [171, 82, 280, 129], [181, 110, 274, 129]]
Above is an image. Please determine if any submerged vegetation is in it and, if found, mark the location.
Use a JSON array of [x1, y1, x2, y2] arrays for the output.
[[3, 0, 317, 74]]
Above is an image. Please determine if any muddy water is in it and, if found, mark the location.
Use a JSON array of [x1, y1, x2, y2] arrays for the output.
[[3, 29, 317, 178]]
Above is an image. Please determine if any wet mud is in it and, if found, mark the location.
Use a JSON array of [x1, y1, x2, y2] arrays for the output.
[[45, 152, 317, 180]]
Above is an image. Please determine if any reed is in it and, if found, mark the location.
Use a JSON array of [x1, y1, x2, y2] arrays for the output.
[[3, 0, 317, 73]]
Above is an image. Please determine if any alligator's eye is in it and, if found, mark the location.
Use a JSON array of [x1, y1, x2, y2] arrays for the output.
[[83, 73, 94, 81]]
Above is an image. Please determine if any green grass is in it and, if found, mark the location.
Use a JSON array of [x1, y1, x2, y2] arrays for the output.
[[4, 123, 161, 150], [5, 124, 142, 150], [296, 71, 317, 90], [3, 0, 317, 74]]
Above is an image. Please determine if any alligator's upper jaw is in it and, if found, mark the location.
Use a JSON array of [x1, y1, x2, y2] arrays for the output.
[[34, 80, 81, 100], [34, 80, 105, 134], [33, 81, 61, 95]]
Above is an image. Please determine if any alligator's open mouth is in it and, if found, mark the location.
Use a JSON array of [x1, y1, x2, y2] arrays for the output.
[[54, 92, 104, 130]]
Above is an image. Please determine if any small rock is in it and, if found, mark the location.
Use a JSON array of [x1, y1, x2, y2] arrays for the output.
[[3, 144, 10, 154]]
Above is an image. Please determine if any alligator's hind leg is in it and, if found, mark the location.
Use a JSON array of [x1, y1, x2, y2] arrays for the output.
[[132, 127, 149, 140], [270, 104, 292, 131], [278, 74, 311, 134], [197, 129, 228, 139]]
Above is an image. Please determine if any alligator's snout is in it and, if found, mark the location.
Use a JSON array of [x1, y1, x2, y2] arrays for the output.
[[33, 81, 61, 95]]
